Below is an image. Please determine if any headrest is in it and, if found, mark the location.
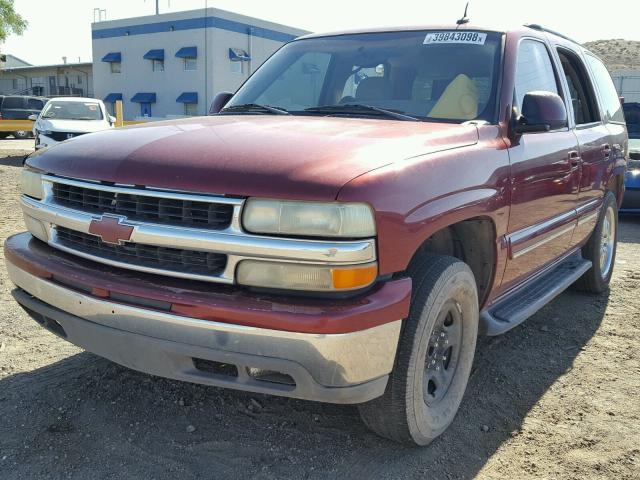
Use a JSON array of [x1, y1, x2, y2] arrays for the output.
[[355, 77, 388, 101]]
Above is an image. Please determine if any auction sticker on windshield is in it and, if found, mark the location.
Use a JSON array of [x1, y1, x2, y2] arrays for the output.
[[423, 32, 487, 45]]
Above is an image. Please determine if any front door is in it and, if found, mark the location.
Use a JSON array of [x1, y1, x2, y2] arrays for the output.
[[140, 103, 152, 117], [502, 38, 581, 288]]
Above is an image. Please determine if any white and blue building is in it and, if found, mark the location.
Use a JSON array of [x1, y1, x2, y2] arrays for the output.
[[91, 8, 309, 120]]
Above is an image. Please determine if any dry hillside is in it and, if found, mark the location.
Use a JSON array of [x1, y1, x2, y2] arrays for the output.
[[584, 39, 640, 71]]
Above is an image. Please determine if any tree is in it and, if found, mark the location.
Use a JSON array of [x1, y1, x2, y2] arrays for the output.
[[0, 0, 27, 44]]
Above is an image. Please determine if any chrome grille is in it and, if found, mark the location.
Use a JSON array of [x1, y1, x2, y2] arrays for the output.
[[52, 182, 234, 230], [55, 226, 227, 276]]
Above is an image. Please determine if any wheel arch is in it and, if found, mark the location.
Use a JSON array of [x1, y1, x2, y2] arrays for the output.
[[606, 172, 625, 208], [404, 215, 498, 307]]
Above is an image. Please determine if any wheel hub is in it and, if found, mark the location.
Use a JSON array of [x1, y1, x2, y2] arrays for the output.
[[424, 301, 463, 406], [599, 206, 616, 278]]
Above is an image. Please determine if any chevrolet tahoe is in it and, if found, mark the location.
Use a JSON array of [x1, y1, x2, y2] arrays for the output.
[[6, 24, 628, 445]]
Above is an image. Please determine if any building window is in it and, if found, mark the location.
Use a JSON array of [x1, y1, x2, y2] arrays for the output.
[[77, 75, 82, 84], [230, 61, 242, 74], [110, 61, 121, 73], [152, 59, 164, 72], [184, 57, 197, 71], [12, 78, 18, 90], [184, 103, 197, 116]]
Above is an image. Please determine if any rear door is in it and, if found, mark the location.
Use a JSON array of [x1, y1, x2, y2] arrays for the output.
[[552, 45, 610, 247]]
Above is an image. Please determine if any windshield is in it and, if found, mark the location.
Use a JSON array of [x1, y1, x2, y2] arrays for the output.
[[41, 101, 103, 121], [227, 30, 503, 122]]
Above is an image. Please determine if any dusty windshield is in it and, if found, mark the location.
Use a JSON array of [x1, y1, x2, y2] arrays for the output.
[[227, 30, 503, 122], [41, 101, 103, 121]]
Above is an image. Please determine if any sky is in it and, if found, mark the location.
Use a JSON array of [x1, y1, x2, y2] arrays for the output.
[[2, 0, 640, 65]]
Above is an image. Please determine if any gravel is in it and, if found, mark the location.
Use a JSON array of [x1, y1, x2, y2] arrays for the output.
[[1, 149, 639, 479]]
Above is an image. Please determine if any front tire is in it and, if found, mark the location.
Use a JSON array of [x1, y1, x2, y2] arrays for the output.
[[358, 255, 478, 445], [13, 130, 31, 139], [574, 192, 618, 293]]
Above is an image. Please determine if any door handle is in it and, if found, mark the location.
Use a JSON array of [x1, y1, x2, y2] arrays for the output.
[[602, 144, 611, 158], [568, 150, 581, 167]]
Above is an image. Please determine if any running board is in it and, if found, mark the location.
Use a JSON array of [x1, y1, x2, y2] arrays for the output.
[[480, 255, 592, 336]]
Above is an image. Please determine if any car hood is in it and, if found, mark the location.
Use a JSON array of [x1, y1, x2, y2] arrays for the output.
[[27, 115, 478, 201], [37, 118, 110, 133]]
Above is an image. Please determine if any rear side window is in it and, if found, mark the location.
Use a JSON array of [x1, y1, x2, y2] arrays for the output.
[[585, 54, 625, 124], [27, 98, 44, 110], [556, 48, 600, 125], [1, 96, 24, 109], [514, 40, 559, 111]]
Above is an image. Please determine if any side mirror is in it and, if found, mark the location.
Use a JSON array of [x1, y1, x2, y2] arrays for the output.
[[209, 92, 234, 115], [28, 114, 38, 121], [514, 91, 567, 134], [108, 115, 116, 125]]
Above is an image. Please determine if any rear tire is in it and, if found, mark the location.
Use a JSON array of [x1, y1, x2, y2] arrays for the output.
[[358, 255, 478, 445], [13, 130, 31, 139], [574, 192, 618, 293]]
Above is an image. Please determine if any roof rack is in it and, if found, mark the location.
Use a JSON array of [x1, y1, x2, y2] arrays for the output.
[[524, 24, 582, 45]]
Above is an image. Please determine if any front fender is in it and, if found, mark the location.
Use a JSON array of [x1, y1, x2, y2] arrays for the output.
[[337, 127, 511, 276]]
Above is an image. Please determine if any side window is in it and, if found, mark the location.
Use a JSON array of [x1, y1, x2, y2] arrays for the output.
[[27, 98, 43, 110], [2, 97, 24, 109], [556, 49, 600, 125], [254, 52, 331, 111], [515, 40, 559, 111], [585, 54, 625, 124]]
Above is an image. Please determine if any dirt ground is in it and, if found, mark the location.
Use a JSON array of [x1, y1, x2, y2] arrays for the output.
[[0, 146, 638, 480]]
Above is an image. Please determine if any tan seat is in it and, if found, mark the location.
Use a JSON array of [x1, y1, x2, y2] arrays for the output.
[[428, 74, 478, 120]]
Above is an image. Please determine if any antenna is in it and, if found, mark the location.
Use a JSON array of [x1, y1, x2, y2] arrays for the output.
[[456, 1, 470, 25], [144, 0, 169, 15]]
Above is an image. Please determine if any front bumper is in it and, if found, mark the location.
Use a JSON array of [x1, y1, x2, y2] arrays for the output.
[[6, 233, 410, 403]]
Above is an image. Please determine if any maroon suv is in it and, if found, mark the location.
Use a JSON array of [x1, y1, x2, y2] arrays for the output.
[[6, 24, 627, 445]]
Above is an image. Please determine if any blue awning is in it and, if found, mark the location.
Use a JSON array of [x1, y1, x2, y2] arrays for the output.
[[131, 92, 156, 103], [143, 49, 164, 61], [101, 52, 121, 63], [175, 46, 197, 58], [176, 92, 198, 104], [229, 48, 251, 62], [104, 93, 123, 103]]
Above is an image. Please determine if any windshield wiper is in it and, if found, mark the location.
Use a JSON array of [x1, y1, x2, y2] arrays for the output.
[[304, 104, 420, 121], [221, 103, 290, 115]]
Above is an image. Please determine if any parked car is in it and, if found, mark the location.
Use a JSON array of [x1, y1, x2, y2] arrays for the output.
[[621, 103, 640, 213], [0, 94, 46, 138], [6, 24, 627, 445], [31, 97, 115, 150]]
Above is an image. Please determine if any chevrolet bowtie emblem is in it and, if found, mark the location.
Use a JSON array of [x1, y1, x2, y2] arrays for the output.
[[88, 214, 134, 245]]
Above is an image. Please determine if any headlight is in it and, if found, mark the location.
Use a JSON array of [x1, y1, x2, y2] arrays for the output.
[[21, 168, 44, 200], [242, 199, 376, 238], [236, 260, 377, 291]]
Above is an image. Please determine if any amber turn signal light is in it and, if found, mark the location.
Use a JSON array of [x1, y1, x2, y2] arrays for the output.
[[331, 264, 378, 290]]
